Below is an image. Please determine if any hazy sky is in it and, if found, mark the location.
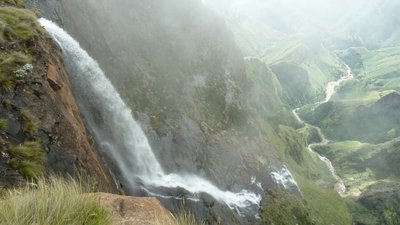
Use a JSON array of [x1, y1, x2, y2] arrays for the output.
[[202, 0, 387, 36]]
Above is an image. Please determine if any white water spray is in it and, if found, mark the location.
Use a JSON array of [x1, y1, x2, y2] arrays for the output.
[[270, 166, 300, 193], [39, 18, 261, 210]]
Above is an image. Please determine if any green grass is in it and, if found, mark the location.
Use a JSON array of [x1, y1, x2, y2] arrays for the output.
[[0, 51, 31, 68], [0, 70, 13, 91], [0, 6, 38, 93], [245, 59, 297, 128], [256, 119, 351, 224], [260, 37, 343, 98], [297, 177, 353, 225], [314, 138, 400, 197], [346, 181, 400, 225], [0, 6, 41, 43], [260, 189, 317, 225], [23, 116, 39, 134], [297, 124, 321, 145], [0, 0, 25, 8], [0, 52, 32, 91], [1, 98, 13, 110], [19, 109, 39, 135], [0, 177, 111, 225], [176, 209, 206, 225], [8, 141, 45, 179], [299, 90, 400, 144], [0, 118, 7, 131]]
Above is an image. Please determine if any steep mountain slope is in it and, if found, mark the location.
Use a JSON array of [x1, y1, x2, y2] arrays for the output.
[[0, 1, 115, 191], [289, 2, 400, 224], [29, 0, 354, 224], [208, 1, 400, 224], [259, 37, 344, 107], [297, 45, 400, 224]]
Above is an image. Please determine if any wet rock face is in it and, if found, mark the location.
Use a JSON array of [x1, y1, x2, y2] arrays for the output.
[[0, 150, 23, 187], [0, 19, 115, 191], [33, 37, 116, 192], [32, 0, 286, 223], [32, 0, 281, 179]]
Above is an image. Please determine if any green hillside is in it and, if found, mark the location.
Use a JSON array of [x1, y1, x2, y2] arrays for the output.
[[259, 37, 344, 107]]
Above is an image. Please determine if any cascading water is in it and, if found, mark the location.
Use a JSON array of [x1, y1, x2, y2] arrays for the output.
[[39, 18, 261, 210]]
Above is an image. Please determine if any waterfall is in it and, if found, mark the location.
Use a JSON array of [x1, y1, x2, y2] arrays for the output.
[[39, 18, 261, 210]]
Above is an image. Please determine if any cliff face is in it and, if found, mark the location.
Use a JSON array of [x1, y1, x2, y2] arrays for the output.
[[29, 1, 354, 224], [0, 2, 115, 192], [32, 0, 282, 193]]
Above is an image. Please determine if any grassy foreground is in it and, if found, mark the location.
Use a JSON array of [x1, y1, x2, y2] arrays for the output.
[[0, 177, 111, 225]]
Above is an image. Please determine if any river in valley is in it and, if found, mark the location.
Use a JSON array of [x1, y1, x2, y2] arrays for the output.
[[292, 64, 353, 196]]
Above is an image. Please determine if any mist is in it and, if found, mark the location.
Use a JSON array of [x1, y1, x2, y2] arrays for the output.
[[30, 0, 400, 224], [203, 0, 399, 48]]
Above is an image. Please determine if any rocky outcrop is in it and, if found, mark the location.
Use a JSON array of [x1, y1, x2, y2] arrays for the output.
[[0, 5, 115, 192], [37, 37, 116, 192], [88, 193, 177, 225]]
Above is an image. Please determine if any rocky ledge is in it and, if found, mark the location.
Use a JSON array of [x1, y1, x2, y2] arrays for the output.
[[87, 193, 177, 225]]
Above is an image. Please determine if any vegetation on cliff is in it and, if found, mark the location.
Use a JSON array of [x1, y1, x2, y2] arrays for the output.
[[259, 189, 317, 225], [0, 177, 111, 225], [0, 0, 115, 193], [0, 0, 48, 185]]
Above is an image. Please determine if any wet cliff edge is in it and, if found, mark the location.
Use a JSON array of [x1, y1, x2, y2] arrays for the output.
[[0, 3, 116, 192]]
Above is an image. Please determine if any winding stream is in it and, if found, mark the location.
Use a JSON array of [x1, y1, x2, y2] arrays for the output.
[[292, 64, 353, 196]]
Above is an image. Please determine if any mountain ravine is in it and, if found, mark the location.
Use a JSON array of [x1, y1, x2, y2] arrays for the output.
[[2, 0, 398, 223], [26, 0, 355, 224]]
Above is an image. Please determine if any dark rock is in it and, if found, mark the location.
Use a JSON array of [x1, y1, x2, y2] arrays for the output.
[[200, 192, 215, 208], [0, 153, 24, 187], [47, 78, 63, 91], [5, 119, 21, 136], [37, 130, 50, 152], [47, 145, 76, 176]]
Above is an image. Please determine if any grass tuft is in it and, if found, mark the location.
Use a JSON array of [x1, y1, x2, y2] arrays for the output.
[[0, 6, 40, 43], [0, 0, 25, 8], [0, 177, 111, 225], [19, 109, 39, 135], [0, 118, 7, 131], [0, 51, 31, 68], [8, 141, 45, 180], [261, 189, 317, 225], [0, 70, 13, 91], [176, 209, 205, 225], [1, 98, 13, 110]]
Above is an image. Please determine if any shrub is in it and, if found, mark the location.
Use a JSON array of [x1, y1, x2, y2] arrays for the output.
[[8, 141, 45, 179], [0, 177, 111, 225]]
